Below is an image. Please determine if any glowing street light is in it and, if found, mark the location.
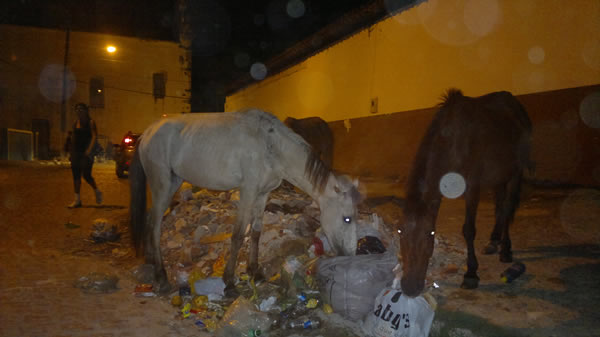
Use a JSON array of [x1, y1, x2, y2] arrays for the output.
[[106, 45, 117, 53]]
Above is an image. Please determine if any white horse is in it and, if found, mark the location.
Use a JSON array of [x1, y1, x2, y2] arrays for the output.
[[129, 108, 360, 293]]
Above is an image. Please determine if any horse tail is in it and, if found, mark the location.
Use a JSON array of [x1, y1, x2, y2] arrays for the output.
[[129, 148, 147, 257], [505, 170, 523, 226], [512, 95, 536, 176]]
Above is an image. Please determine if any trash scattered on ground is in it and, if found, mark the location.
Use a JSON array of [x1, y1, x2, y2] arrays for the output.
[[74, 272, 119, 293], [501, 262, 526, 283], [90, 218, 120, 243], [356, 236, 387, 254], [133, 283, 156, 297], [137, 184, 462, 336], [216, 296, 274, 337], [192, 276, 226, 300]]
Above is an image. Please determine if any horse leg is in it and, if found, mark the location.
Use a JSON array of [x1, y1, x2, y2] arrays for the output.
[[483, 183, 506, 255], [247, 192, 270, 282], [498, 173, 522, 263], [223, 190, 254, 292], [461, 184, 481, 289], [147, 172, 183, 294]]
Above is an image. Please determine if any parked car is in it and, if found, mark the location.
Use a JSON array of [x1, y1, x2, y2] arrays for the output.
[[114, 131, 141, 178]]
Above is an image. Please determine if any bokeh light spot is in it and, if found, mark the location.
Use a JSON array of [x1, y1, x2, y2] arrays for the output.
[[579, 91, 600, 129], [250, 62, 268, 80], [38, 64, 76, 103], [464, 0, 501, 37], [528, 46, 545, 64], [439, 172, 466, 199], [417, 0, 480, 46], [286, 0, 305, 18]]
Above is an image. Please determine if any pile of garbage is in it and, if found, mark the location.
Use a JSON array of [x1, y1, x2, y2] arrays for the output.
[[130, 183, 449, 336]]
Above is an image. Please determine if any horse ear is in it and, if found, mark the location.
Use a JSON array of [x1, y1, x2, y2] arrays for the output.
[[353, 178, 359, 188]]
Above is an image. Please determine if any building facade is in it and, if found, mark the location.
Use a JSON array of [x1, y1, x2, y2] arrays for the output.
[[0, 24, 191, 159], [225, 0, 600, 187]]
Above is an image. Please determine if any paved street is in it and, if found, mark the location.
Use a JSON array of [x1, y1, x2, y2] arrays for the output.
[[1, 160, 599, 337], [0, 160, 209, 337]]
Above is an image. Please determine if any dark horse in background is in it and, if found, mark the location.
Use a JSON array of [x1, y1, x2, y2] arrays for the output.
[[398, 89, 532, 297], [284, 117, 334, 168]]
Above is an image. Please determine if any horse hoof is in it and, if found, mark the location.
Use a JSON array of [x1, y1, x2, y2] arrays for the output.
[[251, 271, 266, 284], [500, 253, 513, 263], [461, 276, 480, 289], [482, 241, 500, 255], [224, 284, 239, 299], [157, 282, 172, 295]]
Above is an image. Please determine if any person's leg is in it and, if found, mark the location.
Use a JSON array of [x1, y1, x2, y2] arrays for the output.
[[82, 156, 102, 204], [69, 156, 83, 208]]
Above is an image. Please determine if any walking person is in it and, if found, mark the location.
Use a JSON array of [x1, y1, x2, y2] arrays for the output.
[[68, 103, 103, 208]]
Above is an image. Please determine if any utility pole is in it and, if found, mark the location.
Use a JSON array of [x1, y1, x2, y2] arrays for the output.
[[177, 0, 192, 114], [60, 26, 70, 132]]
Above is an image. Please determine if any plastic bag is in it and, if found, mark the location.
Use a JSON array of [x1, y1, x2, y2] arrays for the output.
[[362, 286, 436, 337], [215, 296, 273, 337], [193, 277, 226, 301], [356, 236, 387, 255], [316, 251, 398, 320]]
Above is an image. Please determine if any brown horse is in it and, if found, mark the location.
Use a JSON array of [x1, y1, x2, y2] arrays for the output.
[[284, 116, 334, 168], [399, 89, 532, 297]]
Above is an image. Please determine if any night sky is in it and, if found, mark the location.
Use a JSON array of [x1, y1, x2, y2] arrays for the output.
[[1, 0, 375, 111]]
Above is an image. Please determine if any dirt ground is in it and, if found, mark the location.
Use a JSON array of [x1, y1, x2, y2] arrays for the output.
[[1, 160, 599, 336]]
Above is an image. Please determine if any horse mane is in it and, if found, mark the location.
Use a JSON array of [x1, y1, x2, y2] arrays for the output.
[[438, 88, 464, 108], [405, 88, 465, 212], [244, 108, 332, 193], [305, 150, 330, 193]]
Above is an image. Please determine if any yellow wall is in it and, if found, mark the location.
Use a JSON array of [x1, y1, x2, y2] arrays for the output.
[[0, 24, 190, 156], [225, 0, 600, 122]]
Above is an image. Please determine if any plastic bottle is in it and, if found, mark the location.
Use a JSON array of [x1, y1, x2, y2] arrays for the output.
[[285, 318, 321, 329], [280, 302, 309, 320], [247, 329, 262, 337], [501, 262, 526, 283]]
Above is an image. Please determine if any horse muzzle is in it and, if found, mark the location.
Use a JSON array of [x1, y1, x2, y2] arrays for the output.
[[401, 274, 425, 297]]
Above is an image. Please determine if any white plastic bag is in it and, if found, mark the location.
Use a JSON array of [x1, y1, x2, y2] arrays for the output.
[[362, 286, 436, 337], [316, 251, 398, 321]]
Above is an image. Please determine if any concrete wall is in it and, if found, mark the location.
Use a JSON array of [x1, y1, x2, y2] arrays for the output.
[[330, 85, 600, 187], [224, 0, 600, 187], [0, 24, 191, 158]]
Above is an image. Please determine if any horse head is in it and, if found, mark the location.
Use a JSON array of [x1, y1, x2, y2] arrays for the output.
[[317, 175, 361, 256], [398, 204, 437, 297]]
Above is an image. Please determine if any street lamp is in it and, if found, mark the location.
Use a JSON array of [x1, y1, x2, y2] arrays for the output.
[[106, 45, 117, 53]]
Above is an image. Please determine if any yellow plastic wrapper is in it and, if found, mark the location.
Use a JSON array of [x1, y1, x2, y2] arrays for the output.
[[188, 270, 207, 294], [192, 295, 208, 308], [197, 232, 232, 244], [323, 303, 333, 314], [204, 318, 217, 332], [305, 274, 318, 289], [306, 298, 319, 309], [211, 253, 226, 277], [268, 273, 280, 282], [171, 295, 183, 307], [181, 303, 192, 318], [249, 278, 258, 301]]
